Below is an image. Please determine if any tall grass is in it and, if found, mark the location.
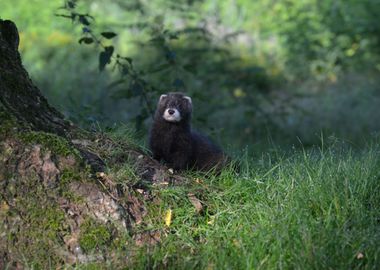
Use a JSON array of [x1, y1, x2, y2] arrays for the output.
[[134, 142, 380, 269]]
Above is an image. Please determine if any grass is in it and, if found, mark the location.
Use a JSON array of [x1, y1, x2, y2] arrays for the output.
[[131, 141, 380, 269], [2, 117, 379, 269]]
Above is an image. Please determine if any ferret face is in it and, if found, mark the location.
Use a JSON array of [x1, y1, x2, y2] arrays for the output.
[[156, 92, 192, 123]]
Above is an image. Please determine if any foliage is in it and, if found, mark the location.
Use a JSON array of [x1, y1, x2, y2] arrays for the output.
[[55, 0, 272, 131], [243, 0, 380, 81], [2, 0, 380, 146]]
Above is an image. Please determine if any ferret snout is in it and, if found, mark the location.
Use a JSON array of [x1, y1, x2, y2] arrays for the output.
[[168, 109, 175, 115], [163, 108, 181, 122]]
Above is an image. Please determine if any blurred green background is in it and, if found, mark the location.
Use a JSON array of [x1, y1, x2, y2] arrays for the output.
[[2, 0, 380, 150]]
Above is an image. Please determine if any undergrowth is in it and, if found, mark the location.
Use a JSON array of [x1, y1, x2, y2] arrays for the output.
[[131, 140, 380, 269]]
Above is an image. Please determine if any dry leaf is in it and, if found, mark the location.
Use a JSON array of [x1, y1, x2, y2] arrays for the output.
[[356, 252, 364, 259], [188, 193, 203, 213], [233, 239, 241, 247], [96, 172, 106, 178], [152, 181, 169, 186], [207, 215, 215, 225], [0, 201, 9, 212], [206, 263, 215, 270], [164, 209, 172, 227]]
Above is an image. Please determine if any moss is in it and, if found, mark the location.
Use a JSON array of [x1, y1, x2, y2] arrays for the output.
[[26, 204, 67, 239], [79, 218, 112, 252], [6, 176, 69, 268], [18, 178, 68, 239], [18, 130, 80, 158], [0, 108, 19, 139], [111, 236, 127, 252], [60, 168, 82, 185], [0, 106, 85, 164], [59, 168, 86, 202]]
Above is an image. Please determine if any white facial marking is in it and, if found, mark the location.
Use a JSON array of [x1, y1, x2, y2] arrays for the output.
[[159, 94, 168, 103], [163, 108, 181, 122], [183, 96, 192, 104]]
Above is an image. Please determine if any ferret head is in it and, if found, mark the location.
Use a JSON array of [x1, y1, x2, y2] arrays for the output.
[[155, 92, 193, 123]]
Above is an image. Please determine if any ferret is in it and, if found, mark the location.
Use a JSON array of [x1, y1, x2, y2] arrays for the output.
[[149, 92, 227, 172]]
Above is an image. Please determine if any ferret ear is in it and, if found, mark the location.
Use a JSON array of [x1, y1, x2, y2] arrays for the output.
[[183, 96, 192, 104], [159, 94, 168, 102]]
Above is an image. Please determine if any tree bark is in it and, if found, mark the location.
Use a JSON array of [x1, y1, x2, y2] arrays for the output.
[[0, 19, 72, 137], [0, 19, 109, 172]]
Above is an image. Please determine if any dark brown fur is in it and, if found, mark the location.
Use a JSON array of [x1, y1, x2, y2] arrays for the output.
[[149, 92, 227, 172]]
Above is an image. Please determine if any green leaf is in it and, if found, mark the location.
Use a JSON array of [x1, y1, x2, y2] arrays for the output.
[[67, 1, 76, 8], [98, 46, 114, 71], [78, 37, 93, 44], [99, 52, 109, 71], [79, 15, 90, 26], [125, 57, 133, 65], [105, 46, 114, 55], [101, 32, 117, 39]]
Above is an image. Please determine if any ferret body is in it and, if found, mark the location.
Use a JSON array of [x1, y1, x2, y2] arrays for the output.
[[149, 92, 227, 172]]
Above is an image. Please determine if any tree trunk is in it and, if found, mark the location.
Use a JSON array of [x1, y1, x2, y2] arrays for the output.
[[0, 19, 108, 172], [0, 20, 72, 137], [0, 20, 181, 267]]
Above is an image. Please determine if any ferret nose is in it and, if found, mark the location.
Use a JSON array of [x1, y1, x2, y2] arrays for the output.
[[168, 109, 175, 115]]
